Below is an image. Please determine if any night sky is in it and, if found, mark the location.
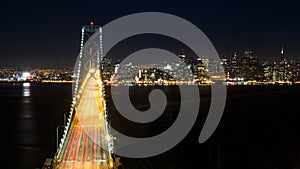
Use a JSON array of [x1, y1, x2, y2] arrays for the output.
[[1, 0, 300, 68]]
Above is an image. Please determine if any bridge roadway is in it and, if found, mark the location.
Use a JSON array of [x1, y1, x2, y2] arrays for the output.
[[57, 73, 111, 169]]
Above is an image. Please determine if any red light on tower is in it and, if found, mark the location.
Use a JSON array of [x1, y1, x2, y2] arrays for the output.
[[90, 21, 94, 26]]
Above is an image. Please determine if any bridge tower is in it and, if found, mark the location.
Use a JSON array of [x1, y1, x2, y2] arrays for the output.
[[73, 22, 101, 99]]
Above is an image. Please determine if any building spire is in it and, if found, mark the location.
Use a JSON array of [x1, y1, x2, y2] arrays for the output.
[[280, 45, 285, 61]]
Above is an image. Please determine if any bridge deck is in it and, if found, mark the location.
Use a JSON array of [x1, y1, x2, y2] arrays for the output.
[[58, 75, 110, 169]]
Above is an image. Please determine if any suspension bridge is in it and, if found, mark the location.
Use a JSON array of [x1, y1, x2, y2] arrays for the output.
[[49, 23, 114, 169]]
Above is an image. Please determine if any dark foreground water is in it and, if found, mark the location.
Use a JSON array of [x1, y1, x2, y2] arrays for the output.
[[0, 83, 300, 169]]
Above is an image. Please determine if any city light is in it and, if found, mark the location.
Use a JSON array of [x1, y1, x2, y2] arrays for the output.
[[23, 82, 30, 87]]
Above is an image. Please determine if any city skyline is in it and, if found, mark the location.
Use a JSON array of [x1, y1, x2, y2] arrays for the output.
[[1, 0, 300, 68], [1, 46, 300, 86], [0, 45, 295, 69]]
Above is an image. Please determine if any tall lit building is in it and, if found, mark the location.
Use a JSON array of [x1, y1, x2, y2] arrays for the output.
[[278, 45, 287, 81], [195, 57, 208, 82], [178, 48, 186, 63], [220, 55, 230, 79], [230, 52, 239, 78], [101, 56, 112, 81], [262, 61, 274, 82], [289, 60, 299, 83], [114, 62, 120, 74], [240, 49, 260, 80]]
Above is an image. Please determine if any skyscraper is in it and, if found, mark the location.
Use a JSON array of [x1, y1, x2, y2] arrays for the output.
[[279, 45, 287, 81], [230, 52, 239, 78], [101, 56, 112, 82], [220, 55, 230, 79], [178, 48, 186, 63], [240, 49, 259, 80]]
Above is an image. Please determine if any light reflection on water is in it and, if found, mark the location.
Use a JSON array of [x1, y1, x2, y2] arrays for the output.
[[22, 82, 32, 118], [23, 82, 31, 97]]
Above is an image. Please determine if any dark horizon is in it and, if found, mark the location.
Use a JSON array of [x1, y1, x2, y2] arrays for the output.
[[1, 0, 300, 68]]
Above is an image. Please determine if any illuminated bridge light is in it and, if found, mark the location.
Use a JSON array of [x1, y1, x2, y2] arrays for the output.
[[53, 26, 113, 169], [54, 71, 112, 169]]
